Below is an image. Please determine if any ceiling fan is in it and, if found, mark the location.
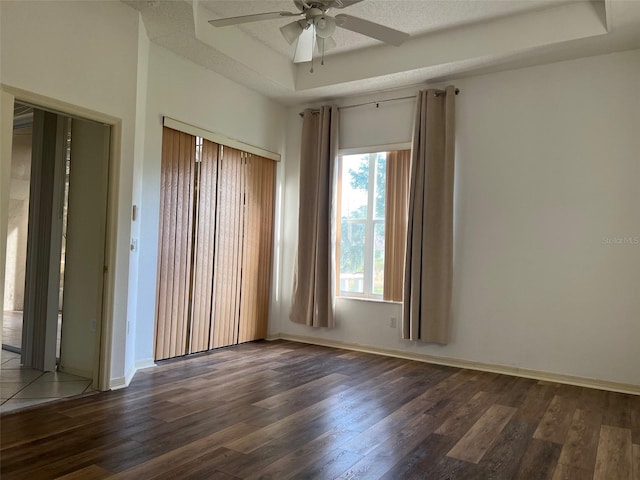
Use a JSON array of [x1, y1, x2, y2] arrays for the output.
[[208, 0, 410, 65]]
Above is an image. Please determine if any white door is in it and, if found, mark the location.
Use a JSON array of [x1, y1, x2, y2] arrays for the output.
[[59, 118, 110, 385]]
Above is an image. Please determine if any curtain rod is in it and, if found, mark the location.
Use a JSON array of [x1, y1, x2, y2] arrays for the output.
[[299, 88, 460, 117]]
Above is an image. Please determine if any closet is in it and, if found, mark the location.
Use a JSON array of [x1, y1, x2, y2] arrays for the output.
[[154, 125, 276, 361]]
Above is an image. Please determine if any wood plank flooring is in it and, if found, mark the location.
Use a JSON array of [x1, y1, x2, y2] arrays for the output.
[[1, 340, 638, 479]]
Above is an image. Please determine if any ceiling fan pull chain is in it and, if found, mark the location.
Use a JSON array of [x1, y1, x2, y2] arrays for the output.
[[310, 25, 316, 72]]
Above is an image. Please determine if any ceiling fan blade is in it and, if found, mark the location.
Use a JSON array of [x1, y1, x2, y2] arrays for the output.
[[281, 20, 307, 45], [293, 0, 311, 11], [209, 11, 300, 27], [334, 14, 409, 46], [294, 27, 315, 63], [333, 0, 365, 9], [316, 36, 336, 53]]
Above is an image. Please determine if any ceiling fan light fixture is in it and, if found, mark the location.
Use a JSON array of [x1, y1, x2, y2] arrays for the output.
[[314, 15, 336, 39], [316, 35, 336, 53], [280, 20, 305, 45]]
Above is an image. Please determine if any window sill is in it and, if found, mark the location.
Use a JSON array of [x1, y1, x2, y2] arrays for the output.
[[337, 296, 402, 305]]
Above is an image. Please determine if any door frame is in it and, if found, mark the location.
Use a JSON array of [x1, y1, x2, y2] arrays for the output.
[[1, 84, 121, 391]]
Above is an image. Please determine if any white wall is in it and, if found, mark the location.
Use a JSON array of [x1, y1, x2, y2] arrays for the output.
[[278, 50, 640, 387], [0, 0, 142, 385], [126, 15, 151, 376], [4, 127, 31, 311], [1, 1, 288, 384], [134, 44, 287, 364], [2, 0, 637, 390], [0, 91, 15, 348]]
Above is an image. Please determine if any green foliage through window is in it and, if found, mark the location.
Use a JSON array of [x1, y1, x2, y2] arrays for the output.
[[338, 152, 387, 296]]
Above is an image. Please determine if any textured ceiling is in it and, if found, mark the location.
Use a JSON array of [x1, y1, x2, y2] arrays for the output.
[[125, 0, 640, 105], [201, 0, 568, 58]]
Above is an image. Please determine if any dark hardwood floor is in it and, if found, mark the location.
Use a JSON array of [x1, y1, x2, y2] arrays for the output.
[[1, 340, 638, 479]]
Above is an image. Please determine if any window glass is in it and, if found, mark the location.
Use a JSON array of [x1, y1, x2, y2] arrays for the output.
[[341, 154, 369, 220], [373, 222, 385, 296], [338, 152, 387, 298], [373, 153, 386, 220], [339, 222, 365, 294]]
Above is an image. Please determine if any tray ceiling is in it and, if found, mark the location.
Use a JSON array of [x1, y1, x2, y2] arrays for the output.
[[124, 0, 640, 105]]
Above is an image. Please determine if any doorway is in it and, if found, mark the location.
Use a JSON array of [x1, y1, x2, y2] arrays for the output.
[[2, 101, 110, 389], [2, 103, 32, 354]]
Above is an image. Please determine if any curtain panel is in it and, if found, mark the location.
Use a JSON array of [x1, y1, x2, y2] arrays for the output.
[[384, 149, 411, 302], [403, 86, 456, 344], [290, 105, 339, 327]]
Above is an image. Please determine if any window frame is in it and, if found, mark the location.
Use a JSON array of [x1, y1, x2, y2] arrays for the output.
[[336, 142, 411, 301]]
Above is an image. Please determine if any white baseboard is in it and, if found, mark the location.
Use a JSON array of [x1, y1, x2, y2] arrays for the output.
[[109, 358, 157, 390], [124, 363, 137, 387], [269, 333, 640, 396], [135, 358, 157, 371], [58, 365, 92, 380], [109, 376, 127, 390]]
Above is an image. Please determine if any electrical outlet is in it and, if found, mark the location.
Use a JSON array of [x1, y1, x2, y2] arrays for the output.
[[389, 317, 397, 328]]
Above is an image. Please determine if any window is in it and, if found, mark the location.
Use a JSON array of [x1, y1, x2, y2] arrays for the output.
[[338, 152, 386, 297], [337, 148, 411, 300]]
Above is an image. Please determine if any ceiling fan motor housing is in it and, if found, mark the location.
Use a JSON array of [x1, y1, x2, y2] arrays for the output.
[[306, 7, 324, 19], [295, 0, 333, 13]]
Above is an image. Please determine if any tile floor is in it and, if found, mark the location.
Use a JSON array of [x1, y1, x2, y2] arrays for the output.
[[2, 310, 23, 350], [2, 310, 62, 354], [0, 349, 94, 414]]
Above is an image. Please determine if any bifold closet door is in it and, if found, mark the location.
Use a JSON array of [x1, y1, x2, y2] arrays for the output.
[[238, 154, 276, 343], [154, 127, 195, 360]]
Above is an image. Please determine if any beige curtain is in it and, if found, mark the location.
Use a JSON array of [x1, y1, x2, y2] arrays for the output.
[[290, 105, 339, 327], [403, 86, 456, 344], [384, 149, 411, 302]]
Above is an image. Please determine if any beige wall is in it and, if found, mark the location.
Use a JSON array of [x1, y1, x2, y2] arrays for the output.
[[3, 126, 31, 311]]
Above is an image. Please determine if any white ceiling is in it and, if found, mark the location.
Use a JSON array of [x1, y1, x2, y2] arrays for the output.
[[124, 0, 640, 105], [201, 0, 571, 57]]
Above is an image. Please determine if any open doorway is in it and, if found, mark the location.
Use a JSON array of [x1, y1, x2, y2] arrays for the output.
[[2, 103, 33, 354], [2, 101, 110, 407], [2, 103, 68, 359]]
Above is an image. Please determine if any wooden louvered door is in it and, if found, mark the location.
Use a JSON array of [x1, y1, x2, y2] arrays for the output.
[[154, 129, 276, 360]]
